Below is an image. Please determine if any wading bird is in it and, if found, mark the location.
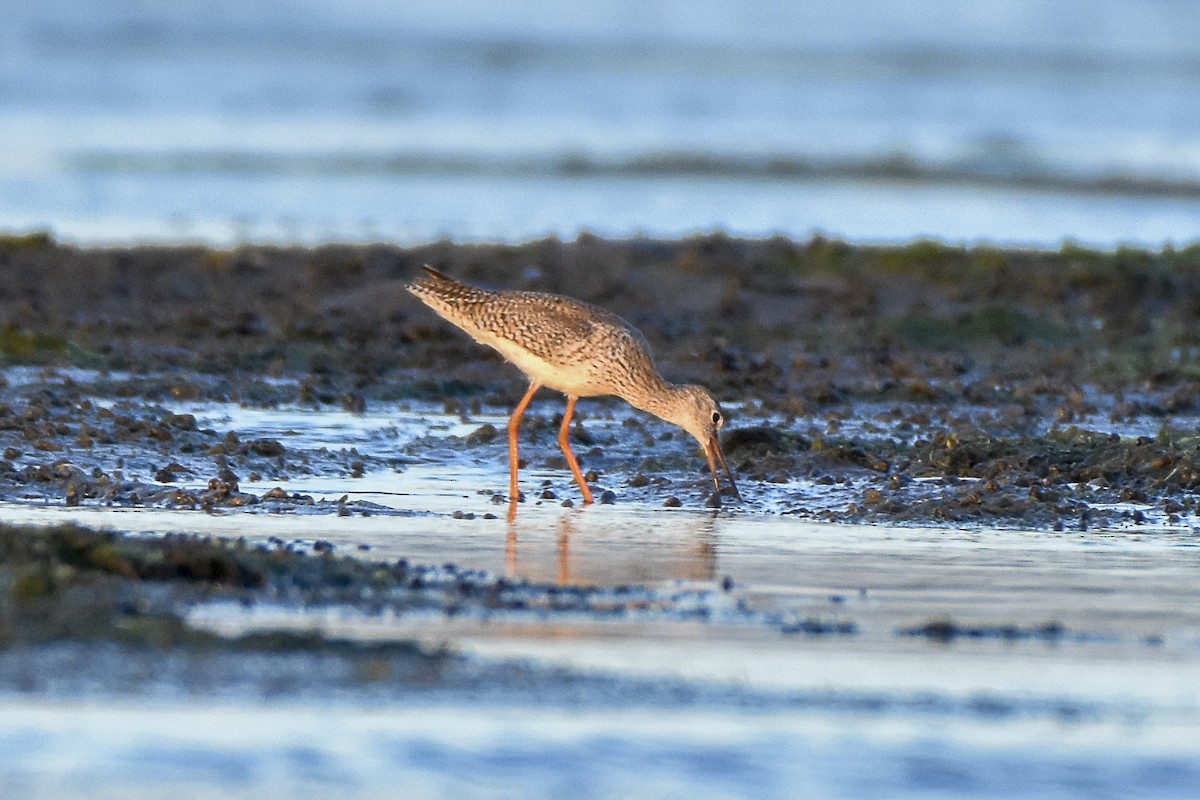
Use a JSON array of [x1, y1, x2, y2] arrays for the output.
[[407, 267, 740, 518]]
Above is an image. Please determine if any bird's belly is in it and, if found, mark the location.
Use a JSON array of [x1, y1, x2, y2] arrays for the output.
[[485, 335, 609, 397]]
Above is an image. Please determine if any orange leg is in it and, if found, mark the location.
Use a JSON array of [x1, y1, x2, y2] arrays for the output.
[[507, 382, 540, 521], [558, 395, 594, 506]]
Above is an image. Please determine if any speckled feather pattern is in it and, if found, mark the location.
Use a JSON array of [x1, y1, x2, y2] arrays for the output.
[[407, 268, 668, 403]]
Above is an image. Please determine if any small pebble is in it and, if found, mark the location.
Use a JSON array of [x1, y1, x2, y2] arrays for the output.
[[663, 496, 682, 508], [599, 490, 617, 505]]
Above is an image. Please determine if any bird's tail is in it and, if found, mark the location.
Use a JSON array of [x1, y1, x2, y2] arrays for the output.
[[406, 265, 491, 315]]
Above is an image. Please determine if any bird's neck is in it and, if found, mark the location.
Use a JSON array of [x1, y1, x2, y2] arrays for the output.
[[627, 379, 690, 428]]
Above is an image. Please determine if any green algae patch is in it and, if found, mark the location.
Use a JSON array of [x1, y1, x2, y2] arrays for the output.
[[1, 525, 269, 590], [0, 231, 54, 250], [891, 307, 1069, 349], [0, 523, 379, 646], [0, 325, 70, 361]]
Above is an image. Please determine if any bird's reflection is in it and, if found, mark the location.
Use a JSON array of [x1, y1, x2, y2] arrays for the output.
[[504, 512, 719, 585]]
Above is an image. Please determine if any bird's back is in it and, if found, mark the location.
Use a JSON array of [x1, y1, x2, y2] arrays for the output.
[[407, 267, 664, 400]]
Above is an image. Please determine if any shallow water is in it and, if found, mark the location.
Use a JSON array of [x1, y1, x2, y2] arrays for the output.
[[2, 394, 1200, 797], [3, 502, 1200, 798], [4, 700, 1200, 800]]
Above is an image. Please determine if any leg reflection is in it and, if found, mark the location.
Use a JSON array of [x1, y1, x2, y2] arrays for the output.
[[505, 521, 518, 579], [503, 514, 575, 584], [556, 515, 573, 585]]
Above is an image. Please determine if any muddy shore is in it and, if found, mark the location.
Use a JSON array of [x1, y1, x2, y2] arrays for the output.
[[4, 235, 1200, 800], [3, 233, 1200, 528]]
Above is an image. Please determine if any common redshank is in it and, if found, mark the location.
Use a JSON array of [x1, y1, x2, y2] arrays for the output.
[[407, 266, 739, 517]]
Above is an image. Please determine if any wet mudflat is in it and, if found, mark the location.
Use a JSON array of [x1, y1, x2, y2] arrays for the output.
[[2, 236, 1200, 797], [2, 487, 1199, 798]]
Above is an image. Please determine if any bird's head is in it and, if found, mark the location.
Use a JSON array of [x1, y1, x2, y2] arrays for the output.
[[667, 385, 741, 501]]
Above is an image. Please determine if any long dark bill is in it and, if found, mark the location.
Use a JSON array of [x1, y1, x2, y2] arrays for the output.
[[704, 435, 742, 501]]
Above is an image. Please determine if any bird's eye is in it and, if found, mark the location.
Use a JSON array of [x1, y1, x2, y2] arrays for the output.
[[712, 411, 722, 425]]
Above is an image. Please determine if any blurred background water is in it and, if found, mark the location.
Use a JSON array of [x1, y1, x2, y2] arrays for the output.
[[2, 0, 1199, 247]]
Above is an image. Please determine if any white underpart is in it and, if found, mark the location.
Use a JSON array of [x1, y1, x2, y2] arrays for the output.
[[466, 324, 611, 399]]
